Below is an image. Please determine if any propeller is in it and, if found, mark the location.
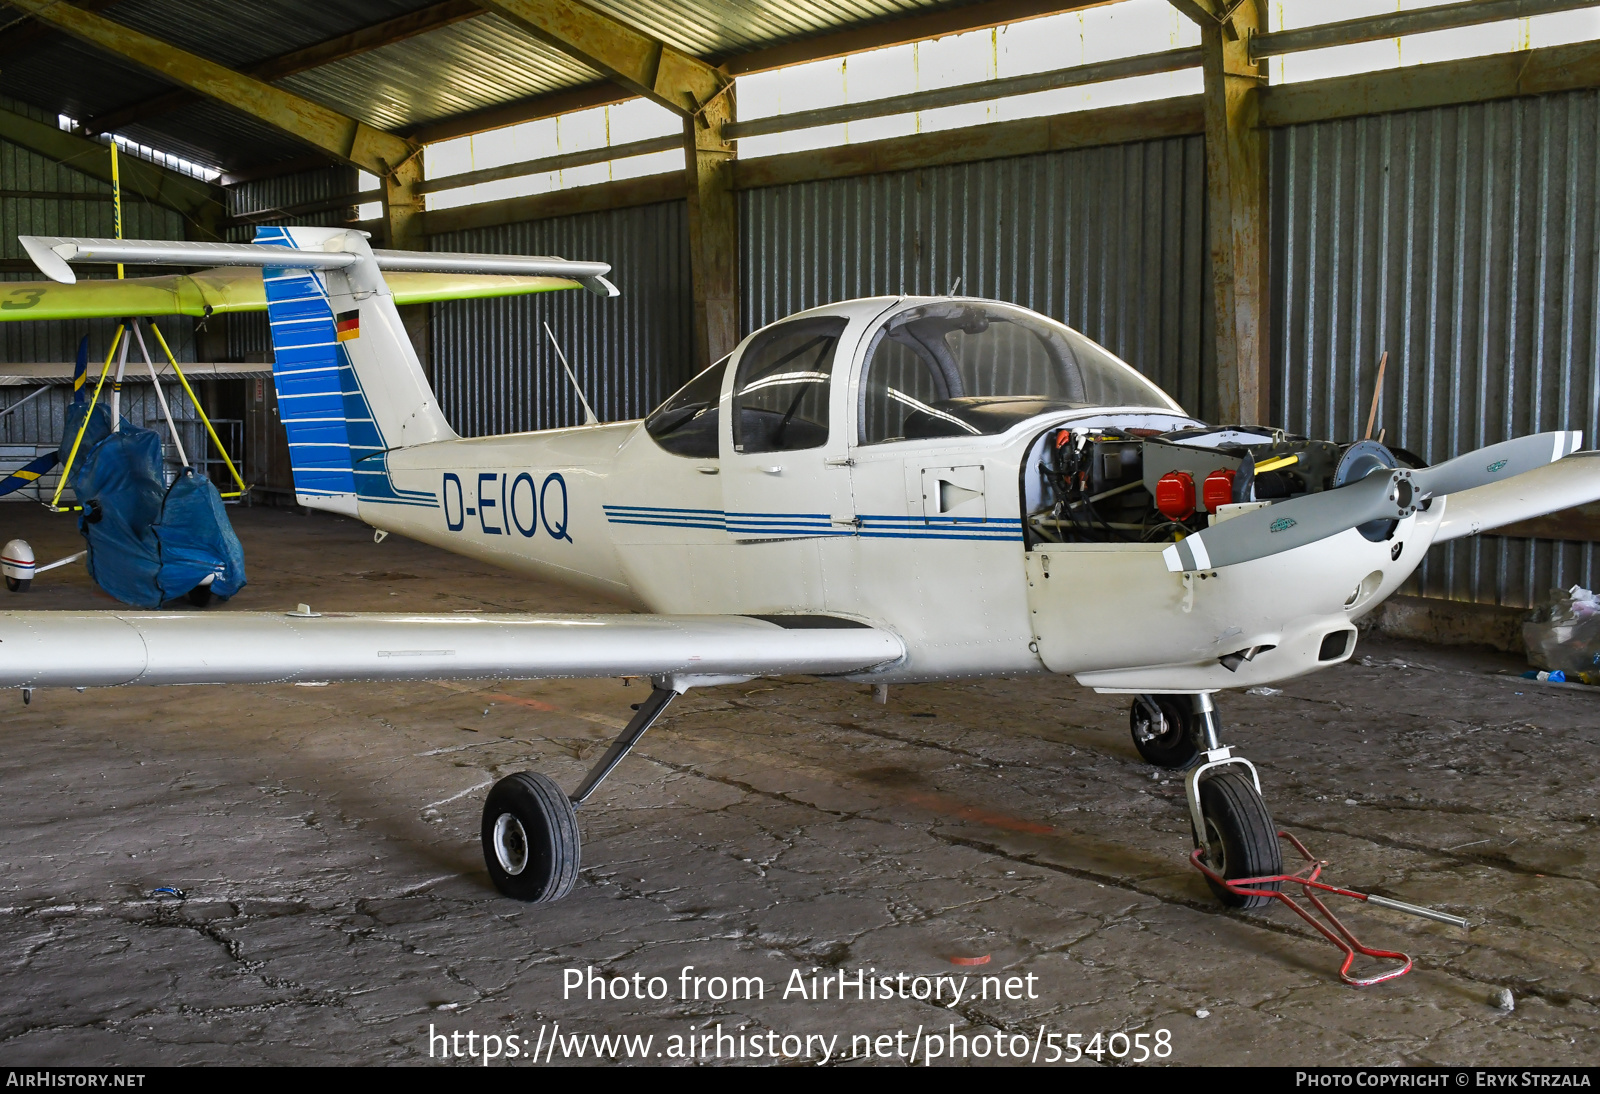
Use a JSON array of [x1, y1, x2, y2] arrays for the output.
[[1163, 430, 1585, 573]]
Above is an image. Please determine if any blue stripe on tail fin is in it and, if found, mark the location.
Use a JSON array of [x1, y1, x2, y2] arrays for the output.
[[257, 226, 357, 507], [255, 226, 439, 513]]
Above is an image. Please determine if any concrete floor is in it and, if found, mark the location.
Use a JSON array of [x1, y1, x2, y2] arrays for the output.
[[0, 503, 1594, 1066]]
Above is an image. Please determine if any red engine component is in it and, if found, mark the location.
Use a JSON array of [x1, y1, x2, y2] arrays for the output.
[[1155, 471, 1196, 520], [1203, 468, 1236, 512]]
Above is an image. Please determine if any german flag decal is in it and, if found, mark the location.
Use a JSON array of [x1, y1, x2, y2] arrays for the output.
[[336, 310, 360, 342]]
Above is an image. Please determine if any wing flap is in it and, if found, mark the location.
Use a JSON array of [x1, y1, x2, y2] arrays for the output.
[[1435, 450, 1600, 543], [0, 611, 903, 688]]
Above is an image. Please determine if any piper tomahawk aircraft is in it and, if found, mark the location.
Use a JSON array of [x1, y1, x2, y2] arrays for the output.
[[7, 226, 1598, 907]]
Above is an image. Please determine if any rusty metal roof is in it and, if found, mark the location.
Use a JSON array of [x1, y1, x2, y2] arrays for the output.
[[0, 0, 981, 174]]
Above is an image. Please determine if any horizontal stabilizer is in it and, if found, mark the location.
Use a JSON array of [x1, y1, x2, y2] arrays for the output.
[[0, 611, 903, 689], [19, 235, 617, 296]]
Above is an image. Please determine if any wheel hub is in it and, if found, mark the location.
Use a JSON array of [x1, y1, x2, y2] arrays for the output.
[[1203, 817, 1227, 876], [493, 813, 530, 876]]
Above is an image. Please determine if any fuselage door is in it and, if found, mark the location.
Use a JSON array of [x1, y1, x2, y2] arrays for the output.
[[719, 313, 863, 541]]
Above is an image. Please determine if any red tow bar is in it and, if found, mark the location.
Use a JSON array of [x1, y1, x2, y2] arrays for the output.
[[1189, 830, 1469, 987]]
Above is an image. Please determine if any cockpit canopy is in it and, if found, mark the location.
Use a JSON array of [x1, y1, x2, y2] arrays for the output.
[[645, 299, 1180, 458], [858, 301, 1178, 443]]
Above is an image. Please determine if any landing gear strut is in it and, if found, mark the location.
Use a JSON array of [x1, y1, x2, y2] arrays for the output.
[[1132, 692, 1282, 908], [481, 679, 684, 902]]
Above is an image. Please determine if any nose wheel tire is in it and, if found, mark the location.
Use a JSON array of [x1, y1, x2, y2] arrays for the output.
[[481, 772, 581, 902], [1129, 695, 1197, 768], [1197, 770, 1282, 908]]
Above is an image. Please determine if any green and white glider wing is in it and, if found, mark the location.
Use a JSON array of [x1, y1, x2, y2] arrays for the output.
[[0, 266, 592, 322]]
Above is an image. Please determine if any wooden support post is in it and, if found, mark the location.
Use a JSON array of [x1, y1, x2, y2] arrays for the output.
[[384, 155, 433, 378], [685, 94, 740, 370], [1184, 0, 1268, 425]]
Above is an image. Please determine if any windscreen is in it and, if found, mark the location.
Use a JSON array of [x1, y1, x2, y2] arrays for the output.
[[645, 361, 723, 458], [859, 301, 1180, 443]]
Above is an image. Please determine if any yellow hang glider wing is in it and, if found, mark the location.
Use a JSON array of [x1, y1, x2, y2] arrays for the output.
[[0, 266, 583, 321]]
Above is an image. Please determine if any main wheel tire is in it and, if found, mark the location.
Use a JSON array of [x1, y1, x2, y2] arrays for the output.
[[186, 585, 214, 607], [481, 772, 581, 902], [1198, 770, 1282, 909], [1129, 695, 1197, 768], [4, 577, 29, 593]]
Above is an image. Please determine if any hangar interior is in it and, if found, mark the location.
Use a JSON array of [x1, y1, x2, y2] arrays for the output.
[[0, 0, 1597, 1067]]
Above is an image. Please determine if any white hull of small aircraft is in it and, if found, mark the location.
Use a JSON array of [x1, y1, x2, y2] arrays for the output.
[[8, 225, 1599, 916], [359, 414, 1431, 691]]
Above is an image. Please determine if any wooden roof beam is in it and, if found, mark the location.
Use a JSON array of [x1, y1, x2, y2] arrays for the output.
[[5, 0, 418, 179], [81, 0, 483, 137], [474, 0, 727, 115], [723, 0, 1119, 76], [409, 1, 1121, 144], [0, 103, 224, 232]]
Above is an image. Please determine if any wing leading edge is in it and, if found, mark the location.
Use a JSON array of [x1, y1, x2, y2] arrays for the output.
[[0, 611, 904, 689], [0, 267, 589, 322]]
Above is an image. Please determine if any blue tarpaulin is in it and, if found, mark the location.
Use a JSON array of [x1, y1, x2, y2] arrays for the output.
[[71, 423, 247, 609], [154, 469, 247, 600]]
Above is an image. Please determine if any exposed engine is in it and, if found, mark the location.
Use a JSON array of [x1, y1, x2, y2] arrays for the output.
[[1023, 424, 1421, 547]]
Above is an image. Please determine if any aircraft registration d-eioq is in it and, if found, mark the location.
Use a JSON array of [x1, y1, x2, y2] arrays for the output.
[[9, 227, 1598, 909]]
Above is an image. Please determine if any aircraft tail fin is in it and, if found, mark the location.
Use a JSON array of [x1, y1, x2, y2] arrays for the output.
[[254, 225, 450, 515]]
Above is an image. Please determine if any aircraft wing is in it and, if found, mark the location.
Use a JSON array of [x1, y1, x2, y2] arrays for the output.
[[0, 266, 588, 322], [0, 611, 903, 689], [1434, 449, 1600, 542]]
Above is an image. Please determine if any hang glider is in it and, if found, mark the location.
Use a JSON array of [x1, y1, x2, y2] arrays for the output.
[[0, 237, 619, 322]]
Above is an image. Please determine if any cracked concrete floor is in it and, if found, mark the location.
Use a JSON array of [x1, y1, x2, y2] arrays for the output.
[[0, 505, 1594, 1066]]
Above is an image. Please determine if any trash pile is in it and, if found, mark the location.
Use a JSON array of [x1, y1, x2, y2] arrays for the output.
[[1522, 585, 1600, 685]]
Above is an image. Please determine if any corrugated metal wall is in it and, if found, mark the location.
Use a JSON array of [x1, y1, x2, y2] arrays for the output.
[[741, 136, 1218, 421], [224, 164, 358, 238], [1271, 88, 1600, 607], [0, 382, 204, 487], [1, 95, 196, 366], [224, 165, 359, 361], [427, 201, 693, 436]]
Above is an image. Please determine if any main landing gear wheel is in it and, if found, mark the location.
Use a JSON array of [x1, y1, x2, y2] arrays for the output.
[[4, 577, 28, 593], [1130, 695, 1197, 768], [481, 772, 581, 902], [1197, 770, 1282, 909], [186, 585, 213, 607]]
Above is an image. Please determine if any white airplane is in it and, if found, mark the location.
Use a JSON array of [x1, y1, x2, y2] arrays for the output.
[[8, 226, 1598, 909]]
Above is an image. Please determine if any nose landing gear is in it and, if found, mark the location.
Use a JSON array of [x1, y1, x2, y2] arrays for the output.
[[1128, 693, 1471, 982], [1130, 692, 1282, 906]]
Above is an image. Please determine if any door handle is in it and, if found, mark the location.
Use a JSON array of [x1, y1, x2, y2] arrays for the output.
[[760, 466, 783, 474]]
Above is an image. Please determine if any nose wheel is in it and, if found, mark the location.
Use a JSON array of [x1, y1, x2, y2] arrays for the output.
[[1132, 693, 1284, 907], [1196, 769, 1282, 908]]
